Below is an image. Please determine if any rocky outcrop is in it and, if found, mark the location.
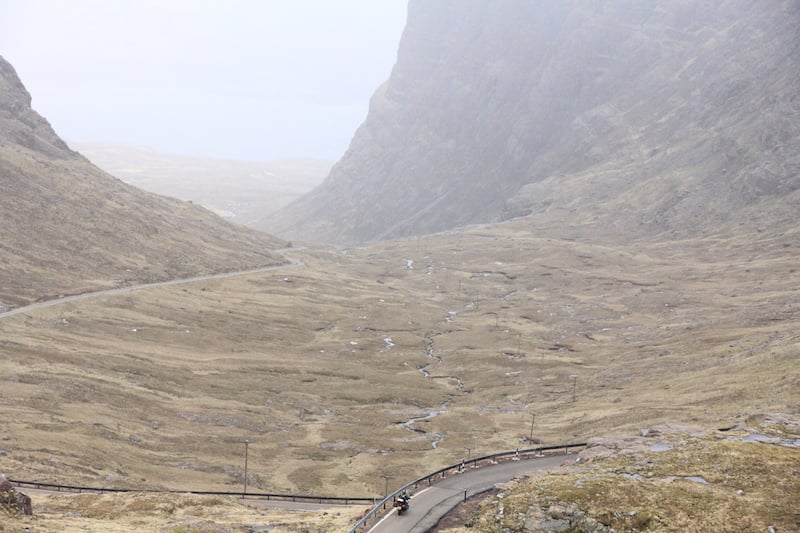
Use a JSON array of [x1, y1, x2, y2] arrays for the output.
[[266, 0, 800, 244], [0, 59, 71, 158], [0, 477, 32, 516], [449, 415, 799, 532]]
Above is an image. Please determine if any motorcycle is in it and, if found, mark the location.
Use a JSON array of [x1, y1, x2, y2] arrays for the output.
[[395, 493, 410, 515]]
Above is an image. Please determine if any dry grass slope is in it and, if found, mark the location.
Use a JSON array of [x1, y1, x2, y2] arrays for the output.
[[3, 492, 363, 532], [0, 221, 796, 521], [437, 416, 800, 532]]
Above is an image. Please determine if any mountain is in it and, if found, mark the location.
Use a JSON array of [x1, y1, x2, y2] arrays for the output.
[[265, 0, 800, 244], [0, 56, 287, 310], [71, 142, 329, 225]]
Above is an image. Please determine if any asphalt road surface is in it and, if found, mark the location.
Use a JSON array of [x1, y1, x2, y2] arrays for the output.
[[0, 258, 303, 320], [367, 454, 567, 533]]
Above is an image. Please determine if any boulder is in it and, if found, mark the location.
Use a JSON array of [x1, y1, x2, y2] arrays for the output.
[[0, 476, 32, 516]]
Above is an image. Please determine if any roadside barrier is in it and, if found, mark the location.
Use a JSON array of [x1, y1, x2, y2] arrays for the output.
[[347, 442, 586, 533], [7, 479, 374, 506], [9, 441, 586, 529]]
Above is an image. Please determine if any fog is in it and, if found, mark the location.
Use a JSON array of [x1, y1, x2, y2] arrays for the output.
[[0, 0, 407, 161]]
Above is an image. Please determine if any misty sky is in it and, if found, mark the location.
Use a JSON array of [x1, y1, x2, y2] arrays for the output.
[[0, 0, 407, 161]]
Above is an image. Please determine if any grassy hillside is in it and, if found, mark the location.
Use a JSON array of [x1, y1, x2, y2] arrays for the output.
[[0, 56, 287, 310], [71, 142, 329, 225], [1, 222, 795, 499], [0, 3, 797, 528], [436, 415, 799, 532], [0, 221, 796, 531]]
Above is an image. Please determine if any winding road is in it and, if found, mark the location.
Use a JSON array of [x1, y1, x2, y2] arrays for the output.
[[366, 454, 566, 533], [2, 260, 575, 531], [0, 258, 303, 320]]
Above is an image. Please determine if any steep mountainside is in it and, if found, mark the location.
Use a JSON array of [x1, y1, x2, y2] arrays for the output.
[[72, 142, 329, 225], [266, 0, 800, 244], [0, 56, 287, 309]]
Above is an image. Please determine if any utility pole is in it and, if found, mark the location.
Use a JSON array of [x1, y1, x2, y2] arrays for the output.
[[243, 439, 249, 495], [380, 474, 392, 498], [529, 413, 536, 441]]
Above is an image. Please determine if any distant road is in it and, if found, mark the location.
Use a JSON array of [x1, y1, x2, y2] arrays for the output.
[[367, 455, 566, 533], [0, 257, 304, 320]]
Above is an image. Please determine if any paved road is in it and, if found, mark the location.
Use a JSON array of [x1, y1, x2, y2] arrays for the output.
[[0, 258, 303, 320], [367, 455, 566, 533]]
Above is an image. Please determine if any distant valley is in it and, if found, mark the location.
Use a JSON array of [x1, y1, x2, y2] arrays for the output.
[[72, 142, 330, 226]]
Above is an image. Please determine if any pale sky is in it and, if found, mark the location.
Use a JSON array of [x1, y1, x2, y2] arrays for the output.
[[0, 0, 408, 161]]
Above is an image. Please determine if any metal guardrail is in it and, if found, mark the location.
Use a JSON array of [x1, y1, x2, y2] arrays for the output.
[[9, 441, 585, 530], [347, 442, 587, 533], [7, 479, 375, 506]]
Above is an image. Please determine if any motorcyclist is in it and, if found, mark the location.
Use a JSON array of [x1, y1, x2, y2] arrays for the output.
[[396, 489, 410, 514]]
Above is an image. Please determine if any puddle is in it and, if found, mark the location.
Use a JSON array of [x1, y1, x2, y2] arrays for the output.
[[730, 434, 800, 447], [649, 443, 672, 452], [743, 433, 777, 443]]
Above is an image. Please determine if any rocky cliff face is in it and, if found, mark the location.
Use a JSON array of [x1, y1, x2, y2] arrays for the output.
[[266, 0, 800, 244], [0, 56, 286, 308], [0, 58, 72, 158]]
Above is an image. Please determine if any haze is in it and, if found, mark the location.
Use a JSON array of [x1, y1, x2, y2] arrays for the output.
[[0, 0, 407, 161]]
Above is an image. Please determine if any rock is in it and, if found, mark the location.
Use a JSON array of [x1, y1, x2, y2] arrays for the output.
[[524, 501, 611, 532], [266, 0, 800, 245], [0, 476, 33, 516]]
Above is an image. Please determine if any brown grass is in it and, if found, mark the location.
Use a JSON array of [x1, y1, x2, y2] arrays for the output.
[[2, 492, 362, 532], [450, 426, 800, 532], [0, 221, 798, 530]]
